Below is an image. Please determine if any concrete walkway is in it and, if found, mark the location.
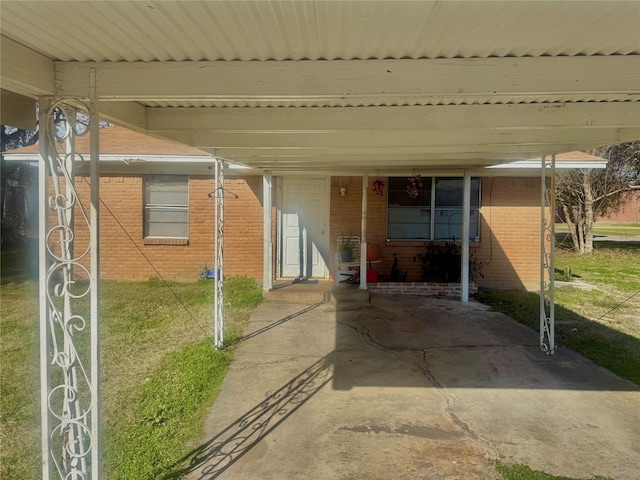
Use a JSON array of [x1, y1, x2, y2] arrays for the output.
[[183, 293, 639, 480]]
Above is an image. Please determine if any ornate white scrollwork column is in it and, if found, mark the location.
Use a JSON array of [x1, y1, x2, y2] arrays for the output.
[[214, 159, 225, 348], [38, 93, 100, 479], [540, 154, 556, 354]]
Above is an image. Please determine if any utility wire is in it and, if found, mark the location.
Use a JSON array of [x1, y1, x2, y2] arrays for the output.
[[554, 218, 639, 321], [80, 178, 215, 345], [593, 289, 640, 323], [545, 288, 640, 356]]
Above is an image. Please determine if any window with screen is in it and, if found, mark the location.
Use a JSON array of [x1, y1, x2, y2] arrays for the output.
[[143, 175, 189, 239]]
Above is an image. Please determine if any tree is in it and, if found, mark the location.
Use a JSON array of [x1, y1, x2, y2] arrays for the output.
[[556, 141, 640, 253], [1, 107, 108, 244], [1, 125, 39, 243]]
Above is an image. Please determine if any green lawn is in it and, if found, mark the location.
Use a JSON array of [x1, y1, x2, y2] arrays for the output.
[[495, 461, 613, 480], [0, 244, 262, 480], [0, 261, 39, 478], [555, 222, 640, 238], [3, 240, 637, 480]]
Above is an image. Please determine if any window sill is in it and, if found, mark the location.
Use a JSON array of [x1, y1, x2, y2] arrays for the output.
[[143, 238, 189, 246]]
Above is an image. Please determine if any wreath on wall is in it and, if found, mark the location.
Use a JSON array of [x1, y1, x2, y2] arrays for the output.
[[406, 174, 423, 198], [372, 178, 385, 196]]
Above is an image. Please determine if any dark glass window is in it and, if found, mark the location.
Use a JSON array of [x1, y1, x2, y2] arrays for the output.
[[387, 176, 480, 241]]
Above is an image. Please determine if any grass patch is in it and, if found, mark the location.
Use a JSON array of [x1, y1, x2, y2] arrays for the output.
[[0, 272, 40, 478], [104, 340, 232, 480], [476, 289, 640, 385], [477, 240, 640, 386], [556, 241, 640, 293], [100, 280, 243, 479], [555, 222, 640, 238], [495, 461, 613, 480], [1, 243, 263, 480]]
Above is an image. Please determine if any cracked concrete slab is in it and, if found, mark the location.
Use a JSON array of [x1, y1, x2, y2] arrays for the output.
[[183, 294, 639, 480]]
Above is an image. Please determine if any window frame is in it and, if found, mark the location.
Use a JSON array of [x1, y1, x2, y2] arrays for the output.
[[143, 174, 190, 240], [386, 176, 481, 242]]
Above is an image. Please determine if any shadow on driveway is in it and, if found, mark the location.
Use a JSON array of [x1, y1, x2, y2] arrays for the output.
[[170, 294, 639, 480]]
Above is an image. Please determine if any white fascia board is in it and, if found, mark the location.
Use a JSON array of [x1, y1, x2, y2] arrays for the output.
[[486, 160, 608, 170], [102, 154, 214, 163], [1, 153, 38, 162], [3, 153, 212, 163], [3, 152, 257, 175], [5, 153, 607, 177]]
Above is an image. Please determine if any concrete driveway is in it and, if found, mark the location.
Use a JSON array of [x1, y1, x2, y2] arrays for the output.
[[182, 292, 639, 480]]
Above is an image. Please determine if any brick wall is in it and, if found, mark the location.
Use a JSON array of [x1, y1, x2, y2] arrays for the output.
[[597, 192, 640, 223], [53, 173, 545, 289], [475, 177, 543, 290], [224, 177, 264, 280], [330, 175, 390, 266], [57, 174, 265, 281], [330, 176, 545, 290]]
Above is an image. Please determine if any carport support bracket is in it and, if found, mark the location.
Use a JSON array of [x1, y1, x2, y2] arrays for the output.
[[540, 154, 556, 354]]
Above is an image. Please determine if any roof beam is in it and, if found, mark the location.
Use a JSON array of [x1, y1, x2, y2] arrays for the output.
[[204, 144, 596, 164], [98, 101, 148, 131], [155, 127, 640, 150], [222, 159, 494, 172], [0, 36, 55, 97], [1, 89, 36, 130], [56, 56, 640, 101], [147, 102, 640, 132]]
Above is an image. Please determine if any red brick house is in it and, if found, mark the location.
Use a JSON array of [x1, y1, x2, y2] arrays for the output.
[[3, 4, 638, 472], [5, 126, 607, 291]]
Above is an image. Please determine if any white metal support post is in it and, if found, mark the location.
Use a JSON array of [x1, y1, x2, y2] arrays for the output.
[[540, 154, 556, 354], [38, 88, 101, 479], [263, 171, 273, 293], [461, 171, 471, 302], [360, 173, 368, 290], [38, 96, 52, 480], [214, 160, 225, 348], [88, 70, 101, 478]]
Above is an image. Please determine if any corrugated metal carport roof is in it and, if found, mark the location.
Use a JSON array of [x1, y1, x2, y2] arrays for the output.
[[2, 1, 638, 62], [1, 0, 639, 173]]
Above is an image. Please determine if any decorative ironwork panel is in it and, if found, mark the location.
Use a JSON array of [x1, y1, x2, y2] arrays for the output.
[[39, 99, 100, 479], [540, 155, 556, 354], [214, 160, 225, 348]]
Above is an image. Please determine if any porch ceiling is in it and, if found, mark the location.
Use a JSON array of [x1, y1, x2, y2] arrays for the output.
[[1, 0, 639, 174]]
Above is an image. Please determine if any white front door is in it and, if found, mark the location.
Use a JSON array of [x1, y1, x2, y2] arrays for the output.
[[281, 178, 328, 278]]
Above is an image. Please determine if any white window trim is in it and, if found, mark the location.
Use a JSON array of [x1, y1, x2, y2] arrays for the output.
[[143, 174, 190, 240]]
